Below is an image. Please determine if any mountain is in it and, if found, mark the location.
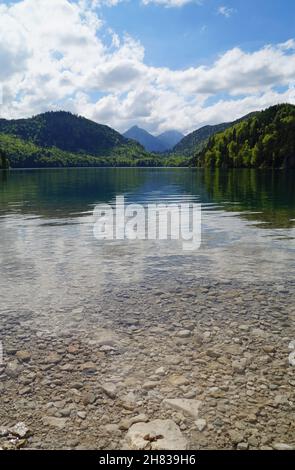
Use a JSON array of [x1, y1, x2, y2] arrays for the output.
[[157, 130, 184, 150], [0, 111, 129, 155], [174, 123, 231, 156], [173, 113, 256, 156], [0, 111, 160, 167], [198, 104, 295, 169], [123, 125, 166, 152]]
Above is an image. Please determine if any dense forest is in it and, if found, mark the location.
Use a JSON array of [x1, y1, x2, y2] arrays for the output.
[[173, 113, 255, 156], [0, 133, 165, 168], [0, 111, 191, 168], [0, 111, 129, 155], [197, 104, 295, 169], [1, 105, 295, 169], [0, 111, 167, 167]]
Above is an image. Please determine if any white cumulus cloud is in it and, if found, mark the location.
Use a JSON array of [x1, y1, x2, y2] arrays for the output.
[[218, 5, 235, 18], [0, 0, 295, 135]]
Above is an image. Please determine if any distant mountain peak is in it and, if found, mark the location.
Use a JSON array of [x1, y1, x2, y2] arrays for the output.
[[157, 129, 184, 149], [123, 125, 166, 153], [124, 125, 184, 152]]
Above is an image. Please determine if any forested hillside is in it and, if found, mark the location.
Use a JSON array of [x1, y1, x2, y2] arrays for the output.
[[198, 104, 295, 169]]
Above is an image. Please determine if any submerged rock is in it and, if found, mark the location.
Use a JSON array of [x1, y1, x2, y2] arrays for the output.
[[119, 414, 149, 431], [9, 422, 30, 438], [42, 416, 68, 430], [163, 398, 202, 419], [100, 382, 117, 399], [195, 419, 207, 432], [288, 351, 295, 366], [228, 430, 244, 445], [168, 374, 189, 387], [5, 360, 22, 378], [272, 443, 294, 450], [45, 352, 62, 364], [16, 350, 31, 363], [125, 419, 188, 450], [80, 362, 96, 373], [176, 330, 191, 338]]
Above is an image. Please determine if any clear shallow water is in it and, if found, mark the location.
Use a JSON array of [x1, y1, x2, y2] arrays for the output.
[[0, 168, 294, 319]]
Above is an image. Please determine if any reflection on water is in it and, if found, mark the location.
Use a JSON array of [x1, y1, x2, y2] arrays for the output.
[[0, 168, 294, 318]]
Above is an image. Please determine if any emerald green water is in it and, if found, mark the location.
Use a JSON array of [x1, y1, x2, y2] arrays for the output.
[[0, 168, 294, 317]]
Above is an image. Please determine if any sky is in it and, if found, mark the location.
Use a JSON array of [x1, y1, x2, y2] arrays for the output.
[[0, 0, 295, 135]]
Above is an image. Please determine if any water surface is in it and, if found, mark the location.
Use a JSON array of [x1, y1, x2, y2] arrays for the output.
[[0, 168, 294, 323]]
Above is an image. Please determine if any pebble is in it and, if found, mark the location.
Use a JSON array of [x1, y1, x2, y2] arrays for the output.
[[9, 422, 30, 438], [16, 350, 31, 362], [288, 351, 295, 366], [228, 430, 244, 444], [195, 419, 207, 432], [119, 414, 149, 430], [272, 443, 294, 450], [163, 398, 202, 419], [5, 360, 22, 378], [42, 416, 68, 430], [45, 353, 62, 364], [176, 330, 191, 338], [80, 362, 97, 373], [100, 383, 117, 399]]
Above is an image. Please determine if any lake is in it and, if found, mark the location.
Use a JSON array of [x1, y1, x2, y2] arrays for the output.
[[0, 167, 294, 319]]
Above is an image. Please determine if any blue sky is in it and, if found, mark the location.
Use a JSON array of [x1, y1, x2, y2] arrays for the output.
[[102, 0, 295, 69], [0, 0, 295, 134]]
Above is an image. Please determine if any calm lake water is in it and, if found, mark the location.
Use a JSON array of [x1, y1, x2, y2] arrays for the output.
[[0, 168, 294, 321]]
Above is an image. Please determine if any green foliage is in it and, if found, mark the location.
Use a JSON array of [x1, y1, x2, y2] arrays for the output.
[[1, 106, 295, 169], [0, 111, 129, 156], [173, 123, 231, 156], [0, 133, 165, 168], [162, 153, 192, 167], [0, 111, 171, 168], [0, 146, 9, 169], [173, 112, 256, 156], [198, 104, 295, 169]]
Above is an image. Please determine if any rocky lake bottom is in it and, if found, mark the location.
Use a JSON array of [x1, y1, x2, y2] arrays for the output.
[[0, 277, 294, 450]]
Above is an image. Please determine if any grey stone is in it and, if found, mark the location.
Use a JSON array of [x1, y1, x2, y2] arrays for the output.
[[176, 330, 191, 338], [119, 414, 149, 430], [100, 382, 117, 399], [163, 398, 202, 419], [16, 350, 31, 362], [9, 422, 30, 438], [42, 416, 68, 430], [272, 443, 294, 450], [288, 351, 295, 366], [195, 419, 207, 432], [5, 360, 22, 378], [237, 442, 249, 450], [228, 430, 244, 444], [80, 362, 96, 373], [45, 352, 62, 364], [125, 419, 188, 450]]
